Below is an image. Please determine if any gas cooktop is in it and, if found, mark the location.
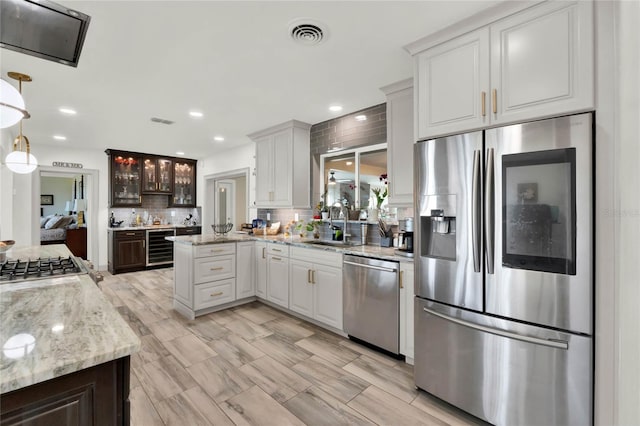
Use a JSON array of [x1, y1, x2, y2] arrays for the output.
[[0, 256, 86, 283]]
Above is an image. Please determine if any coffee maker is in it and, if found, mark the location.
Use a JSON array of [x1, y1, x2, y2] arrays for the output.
[[396, 217, 414, 257]]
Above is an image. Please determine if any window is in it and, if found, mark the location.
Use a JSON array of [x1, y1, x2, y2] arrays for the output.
[[320, 143, 388, 211]]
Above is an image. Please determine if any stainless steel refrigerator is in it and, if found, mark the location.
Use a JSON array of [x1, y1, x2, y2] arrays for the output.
[[414, 113, 593, 426]]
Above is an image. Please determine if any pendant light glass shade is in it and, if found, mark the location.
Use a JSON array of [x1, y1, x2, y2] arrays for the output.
[[328, 171, 336, 185], [0, 78, 28, 129], [5, 150, 38, 174], [3, 72, 37, 174]]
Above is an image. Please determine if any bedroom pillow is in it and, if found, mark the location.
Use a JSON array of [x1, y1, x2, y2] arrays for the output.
[[40, 216, 49, 228], [44, 215, 64, 230], [53, 215, 74, 229]]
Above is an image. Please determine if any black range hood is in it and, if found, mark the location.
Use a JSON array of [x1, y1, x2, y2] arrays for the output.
[[0, 0, 91, 67]]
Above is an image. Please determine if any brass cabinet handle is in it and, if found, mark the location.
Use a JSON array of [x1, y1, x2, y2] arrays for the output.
[[125, 232, 136, 236], [139, 196, 142, 203], [262, 247, 266, 259], [210, 249, 224, 253], [308, 269, 312, 284], [272, 248, 282, 252], [481, 91, 486, 117], [272, 256, 282, 261], [143, 240, 145, 249], [399, 270, 404, 289], [492, 89, 497, 114], [311, 270, 316, 284], [210, 291, 223, 297], [210, 267, 223, 271]]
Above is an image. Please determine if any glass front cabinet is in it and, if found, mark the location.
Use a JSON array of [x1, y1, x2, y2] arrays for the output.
[[172, 159, 196, 207], [108, 150, 142, 207], [143, 156, 173, 194]]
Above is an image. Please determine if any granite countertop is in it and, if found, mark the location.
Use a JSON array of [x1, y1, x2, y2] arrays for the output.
[[167, 233, 414, 263], [108, 224, 201, 231], [0, 246, 140, 394]]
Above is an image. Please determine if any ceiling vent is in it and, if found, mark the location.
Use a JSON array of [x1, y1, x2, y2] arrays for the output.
[[288, 19, 327, 46], [150, 117, 174, 125]]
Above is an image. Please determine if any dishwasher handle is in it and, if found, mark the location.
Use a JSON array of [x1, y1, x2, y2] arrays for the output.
[[343, 260, 397, 273]]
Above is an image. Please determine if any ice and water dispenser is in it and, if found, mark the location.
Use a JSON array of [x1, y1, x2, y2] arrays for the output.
[[420, 195, 456, 261]]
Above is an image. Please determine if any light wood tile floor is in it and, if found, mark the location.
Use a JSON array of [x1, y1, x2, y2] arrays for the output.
[[101, 268, 485, 426]]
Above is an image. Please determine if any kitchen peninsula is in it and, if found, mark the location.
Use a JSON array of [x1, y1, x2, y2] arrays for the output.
[[0, 244, 140, 424]]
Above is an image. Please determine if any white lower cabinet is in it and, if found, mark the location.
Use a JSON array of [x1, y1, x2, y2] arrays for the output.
[[267, 244, 289, 308], [289, 247, 343, 331], [236, 241, 255, 299], [254, 241, 267, 298], [173, 242, 237, 319], [399, 262, 415, 361]]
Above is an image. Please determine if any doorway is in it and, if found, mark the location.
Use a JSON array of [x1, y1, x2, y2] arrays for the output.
[[37, 166, 99, 263], [204, 168, 249, 234]]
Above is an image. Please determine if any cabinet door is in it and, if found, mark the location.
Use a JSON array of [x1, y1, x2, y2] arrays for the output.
[[385, 82, 414, 207], [172, 160, 196, 206], [255, 242, 267, 298], [254, 136, 274, 206], [110, 152, 142, 207], [490, 1, 593, 125], [267, 254, 289, 308], [271, 129, 292, 206], [399, 262, 415, 360], [416, 28, 489, 140], [114, 238, 145, 271], [313, 264, 343, 330], [289, 259, 313, 318], [142, 157, 172, 194], [236, 242, 255, 299]]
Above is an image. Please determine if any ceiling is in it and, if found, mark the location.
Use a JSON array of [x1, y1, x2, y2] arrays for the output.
[[1, 1, 501, 160]]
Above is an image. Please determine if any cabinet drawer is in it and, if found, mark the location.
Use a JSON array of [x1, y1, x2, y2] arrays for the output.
[[115, 230, 145, 240], [194, 255, 235, 284], [194, 243, 235, 258], [290, 246, 341, 267], [194, 279, 235, 310], [267, 243, 289, 257]]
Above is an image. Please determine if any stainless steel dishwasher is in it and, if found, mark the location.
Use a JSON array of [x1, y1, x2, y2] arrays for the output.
[[343, 255, 400, 355]]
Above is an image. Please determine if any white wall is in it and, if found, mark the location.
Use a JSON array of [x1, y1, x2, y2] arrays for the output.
[[198, 142, 257, 222], [40, 176, 74, 216]]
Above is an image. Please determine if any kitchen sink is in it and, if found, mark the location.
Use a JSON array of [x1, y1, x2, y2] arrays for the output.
[[302, 240, 363, 248]]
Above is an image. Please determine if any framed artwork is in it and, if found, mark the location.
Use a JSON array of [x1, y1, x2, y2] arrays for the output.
[[40, 194, 54, 205], [517, 183, 538, 203]]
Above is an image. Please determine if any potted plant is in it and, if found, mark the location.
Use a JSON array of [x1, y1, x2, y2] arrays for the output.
[[370, 173, 388, 221], [316, 187, 329, 220]]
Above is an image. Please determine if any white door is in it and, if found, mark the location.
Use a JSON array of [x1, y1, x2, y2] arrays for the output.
[[289, 259, 314, 317], [490, 0, 594, 125], [416, 27, 489, 140], [313, 264, 343, 330], [214, 180, 235, 230]]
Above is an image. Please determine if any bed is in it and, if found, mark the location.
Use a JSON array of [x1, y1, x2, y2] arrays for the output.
[[40, 215, 77, 245]]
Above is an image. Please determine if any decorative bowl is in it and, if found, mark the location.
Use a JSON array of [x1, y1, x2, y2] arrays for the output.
[[212, 223, 233, 236]]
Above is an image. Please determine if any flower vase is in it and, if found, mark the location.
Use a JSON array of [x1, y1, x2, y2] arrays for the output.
[[368, 208, 379, 223]]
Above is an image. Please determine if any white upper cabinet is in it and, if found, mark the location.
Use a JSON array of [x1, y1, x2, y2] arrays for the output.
[[411, 0, 593, 140], [249, 120, 311, 208], [490, 1, 594, 125], [381, 78, 415, 207], [415, 29, 490, 139]]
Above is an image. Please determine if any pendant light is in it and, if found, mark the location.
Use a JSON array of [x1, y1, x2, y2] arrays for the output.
[[0, 76, 30, 129], [328, 171, 336, 185], [4, 72, 38, 174]]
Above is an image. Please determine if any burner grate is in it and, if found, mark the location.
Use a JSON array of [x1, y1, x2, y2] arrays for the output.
[[0, 256, 82, 282]]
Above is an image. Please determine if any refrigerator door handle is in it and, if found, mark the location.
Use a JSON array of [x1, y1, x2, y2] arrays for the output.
[[472, 150, 481, 273], [485, 148, 495, 274], [423, 307, 569, 350]]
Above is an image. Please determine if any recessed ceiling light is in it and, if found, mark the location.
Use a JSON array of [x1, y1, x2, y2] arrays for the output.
[[329, 105, 343, 112], [214, 136, 225, 142], [53, 135, 67, 141], [346, 161, 353, 165], [59, 107, 76, 115], [355, 115, 367, 121], [189, 111, 203, 118], [176, 151, 185, 156]]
